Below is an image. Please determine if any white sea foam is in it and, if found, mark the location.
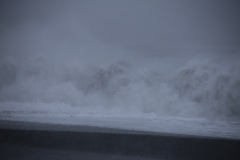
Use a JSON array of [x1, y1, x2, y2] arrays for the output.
[[0, 12, 239, 122], [1, 53, 240, 122]]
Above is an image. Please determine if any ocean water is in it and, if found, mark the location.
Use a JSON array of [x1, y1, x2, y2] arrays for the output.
[[1, 0, 240, 127], [1, 50, 239, 122], [1, 8, 240, 122]]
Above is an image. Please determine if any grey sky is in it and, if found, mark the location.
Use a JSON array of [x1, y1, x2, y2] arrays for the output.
[[81, 0, 240, 47], [1, 0, 240, 59]]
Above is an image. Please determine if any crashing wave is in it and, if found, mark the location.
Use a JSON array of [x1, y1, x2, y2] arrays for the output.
[[0, 56, 239, 121]]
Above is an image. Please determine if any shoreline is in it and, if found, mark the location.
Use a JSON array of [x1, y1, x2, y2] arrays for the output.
[[1, 120, 240, 160]]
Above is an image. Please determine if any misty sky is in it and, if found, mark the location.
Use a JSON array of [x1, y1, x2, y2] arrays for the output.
[[1, 1, 240, 122], [1, 0, 240, 60]]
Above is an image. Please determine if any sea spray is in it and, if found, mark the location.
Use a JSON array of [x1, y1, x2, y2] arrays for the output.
[[1, 55, 240, 121]]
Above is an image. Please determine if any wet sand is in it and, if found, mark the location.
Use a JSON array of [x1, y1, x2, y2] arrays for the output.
[[0, 120, 240, 160]]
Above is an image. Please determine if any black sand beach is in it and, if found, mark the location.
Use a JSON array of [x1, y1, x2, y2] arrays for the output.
[[1, 120, 240, 160]]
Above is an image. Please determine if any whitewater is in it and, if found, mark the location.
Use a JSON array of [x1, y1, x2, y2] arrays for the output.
[[1, 48, 240, 139], [1, 10, 240, 139], [1, 50, 240, 119]]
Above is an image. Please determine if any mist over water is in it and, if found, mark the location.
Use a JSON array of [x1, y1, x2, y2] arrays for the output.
[[1, 0, 240, 121]]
